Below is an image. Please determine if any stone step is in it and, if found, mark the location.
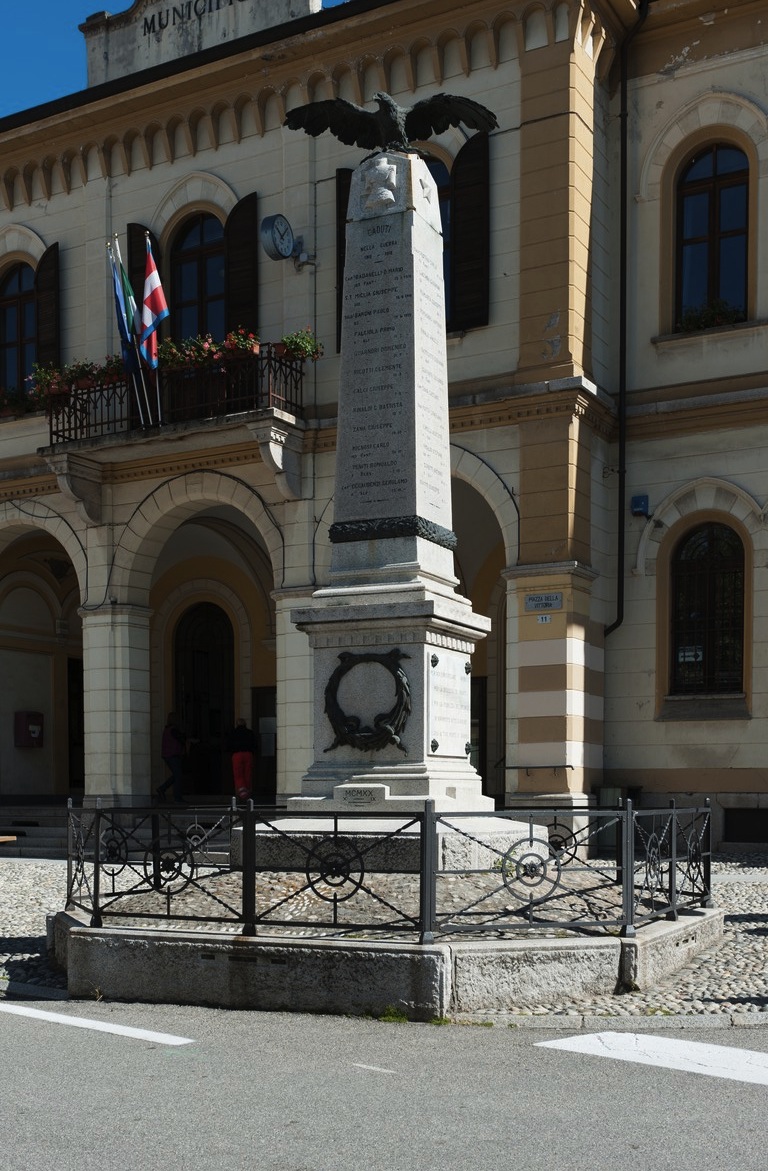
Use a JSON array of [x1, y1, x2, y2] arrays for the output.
[[0, 806, 70, 858]]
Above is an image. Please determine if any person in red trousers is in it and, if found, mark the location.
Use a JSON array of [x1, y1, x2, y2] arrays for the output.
[[226, 718, 258, 801]]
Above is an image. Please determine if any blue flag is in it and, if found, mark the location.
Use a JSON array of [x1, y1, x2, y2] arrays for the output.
[[107, 243, 138, 375]]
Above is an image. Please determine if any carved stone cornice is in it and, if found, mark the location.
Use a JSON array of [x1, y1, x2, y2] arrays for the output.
[[0, 0, 635, 209], [450, 386, 616, 441]]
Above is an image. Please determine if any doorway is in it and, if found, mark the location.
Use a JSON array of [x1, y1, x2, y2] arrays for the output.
[[174, 602, 234, 794]]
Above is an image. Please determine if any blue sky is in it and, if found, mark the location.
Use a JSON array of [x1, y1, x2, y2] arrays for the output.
[[3, 0, 348, 119]]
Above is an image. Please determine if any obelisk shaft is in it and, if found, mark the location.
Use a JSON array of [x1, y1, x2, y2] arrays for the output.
[[329, 152, 456, 587]]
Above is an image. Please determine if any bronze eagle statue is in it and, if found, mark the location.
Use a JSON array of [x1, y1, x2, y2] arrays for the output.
[[284, 90, 498, 152]]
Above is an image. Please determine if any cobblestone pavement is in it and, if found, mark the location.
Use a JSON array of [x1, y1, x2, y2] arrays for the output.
[[1, 852, 767, 1020]]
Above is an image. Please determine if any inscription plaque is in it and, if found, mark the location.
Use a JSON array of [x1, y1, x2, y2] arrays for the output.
[[333, 154, 452, 536], [428, 654, 471, 758], [525, 592, 563, 612]]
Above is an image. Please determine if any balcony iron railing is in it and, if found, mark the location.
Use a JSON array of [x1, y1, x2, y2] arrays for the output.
[[47, 346, 304, 445]]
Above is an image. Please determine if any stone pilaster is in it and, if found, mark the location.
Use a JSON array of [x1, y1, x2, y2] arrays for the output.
[[80, 602, 152, 804], [503, 563, 603, 799]]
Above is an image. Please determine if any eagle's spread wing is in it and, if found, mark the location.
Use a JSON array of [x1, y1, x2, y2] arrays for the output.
[[284, 98, 382, 149], [404, 93, 499, 141]]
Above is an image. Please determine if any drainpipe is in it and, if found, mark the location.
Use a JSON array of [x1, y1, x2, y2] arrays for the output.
[[605, 0, 651, 637]]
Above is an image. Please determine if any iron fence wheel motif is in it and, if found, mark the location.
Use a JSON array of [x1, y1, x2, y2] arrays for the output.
[[500, 838, 562, 905], [633, 811, 675, 915], [100, 825, 130, 876], [305, 835, 365, 902], [644, 831, 663, 893], [143, 842, 196, 893], [547, 823, 579, 864], [66, 806, 93, 910], [683, 826, 704, 889]]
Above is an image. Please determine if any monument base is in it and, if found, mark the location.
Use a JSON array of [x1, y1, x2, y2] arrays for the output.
[[292, 586, 492, 814]]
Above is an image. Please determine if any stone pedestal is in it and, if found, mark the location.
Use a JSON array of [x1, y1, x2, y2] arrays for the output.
[[291, 592, 491, 811], [291, 151, 492, 812]]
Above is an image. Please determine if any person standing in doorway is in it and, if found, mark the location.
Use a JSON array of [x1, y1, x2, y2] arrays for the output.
[[227, 718, 257, 801], [156, 712, 187, 804]]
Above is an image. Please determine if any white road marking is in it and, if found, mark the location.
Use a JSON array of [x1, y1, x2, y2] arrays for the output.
[[352, 1063, 398, 1074], [0, 1002, 194, 1046], [537, 1031, 768, 1086]]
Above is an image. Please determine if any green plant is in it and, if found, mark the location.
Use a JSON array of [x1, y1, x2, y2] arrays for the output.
[[222, 327, 260, 356], [280, 325, 323, 362], [158, 333, 222, 368], [676, 299, 746, 333], [378, 1004, 409, 1023], [63, 358, 98, 384], [27, 361, 66, 396], [99, 353, 126, 380]]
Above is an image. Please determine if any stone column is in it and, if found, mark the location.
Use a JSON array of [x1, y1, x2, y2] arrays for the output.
[[291, 151, 492, 812], [80, 602, 152, 804]]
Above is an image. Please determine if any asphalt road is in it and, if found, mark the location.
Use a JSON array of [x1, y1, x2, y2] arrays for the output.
[[1, 998, 767, 1170]]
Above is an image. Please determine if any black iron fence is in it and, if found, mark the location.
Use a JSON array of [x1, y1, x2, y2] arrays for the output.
[[65, 799, 712, 942], [48, 346, 303, 444]]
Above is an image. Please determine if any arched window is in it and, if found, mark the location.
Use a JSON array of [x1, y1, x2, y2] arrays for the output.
[[676, 143, 748, 330], [670, 522, 744, 694], [0, 263, 36, 393], [170, 213, 225, 340]]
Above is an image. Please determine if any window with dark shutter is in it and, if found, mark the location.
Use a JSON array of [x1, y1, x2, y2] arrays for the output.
[[34, 243, 60, 370], [225, 192, 259, 335], [450, 132, 490, 332], [1, 263, 36, 393]]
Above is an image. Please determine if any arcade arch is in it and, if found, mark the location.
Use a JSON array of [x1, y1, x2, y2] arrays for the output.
[[0, 528, 82, 798]]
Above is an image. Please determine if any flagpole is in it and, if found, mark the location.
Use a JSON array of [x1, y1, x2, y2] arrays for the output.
[[107, 242, 147, 428], [154, 365, 163, 426], [113, 235, 154, 427], [134, 333, 154, 426]]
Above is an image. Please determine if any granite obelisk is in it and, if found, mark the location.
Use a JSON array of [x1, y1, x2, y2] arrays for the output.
[[291, 151, 492, 811]]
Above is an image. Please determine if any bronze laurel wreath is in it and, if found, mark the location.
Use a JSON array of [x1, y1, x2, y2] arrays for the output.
[[324, 648, 411, 754]]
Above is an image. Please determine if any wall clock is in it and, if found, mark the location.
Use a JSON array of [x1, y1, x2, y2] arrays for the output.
[[260, 213, 295, 260]]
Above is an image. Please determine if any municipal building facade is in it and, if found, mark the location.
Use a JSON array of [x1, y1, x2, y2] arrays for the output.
[[0, 0, 766, 844]]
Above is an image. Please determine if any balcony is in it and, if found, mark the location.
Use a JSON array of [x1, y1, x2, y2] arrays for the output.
[[45, 345, 304, 446]]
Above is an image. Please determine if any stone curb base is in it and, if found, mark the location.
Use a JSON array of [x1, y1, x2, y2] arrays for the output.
[[51, 907, 724, 1022]]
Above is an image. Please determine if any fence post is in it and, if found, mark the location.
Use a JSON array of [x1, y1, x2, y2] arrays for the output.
[[614, 796, 624, 885], [620, 798, 635, 937], [66, 797, 73, 906], [420, 800, 437, 943], [241, 802, 257, 935], [667, 799, 678, 921], [702, 798, 714, 908], [91, 801, 102, 928], [150, 812, 162, 890]]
